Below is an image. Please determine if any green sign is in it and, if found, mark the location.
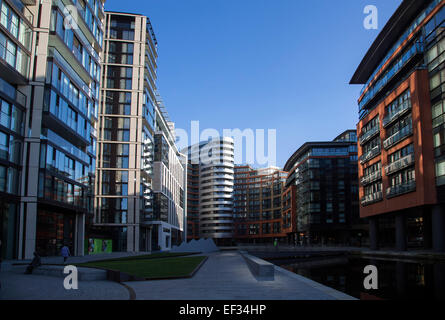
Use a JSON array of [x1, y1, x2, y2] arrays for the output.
[[85, 239, 112, 255]]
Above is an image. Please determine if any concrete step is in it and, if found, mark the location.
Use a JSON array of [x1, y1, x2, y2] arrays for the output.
[[30, 265, 107, 281]]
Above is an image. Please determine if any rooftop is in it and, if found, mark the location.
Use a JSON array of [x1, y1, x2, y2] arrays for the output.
[[350, 0, 433, 85]]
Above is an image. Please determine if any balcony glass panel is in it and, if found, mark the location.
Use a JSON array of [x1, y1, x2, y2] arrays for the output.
[[386, 180, 416, 198], [385, 153, 415, 175], [360, 144, 381, 164], [383, 100, 412, 127], [383, 124, 413, 149], [360, 170, 382, 186], [359, 125, 380, 145], [361, 191, 383, 206]]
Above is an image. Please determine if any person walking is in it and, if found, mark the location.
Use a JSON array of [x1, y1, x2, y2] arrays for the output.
[[61, 244, 70, 264]]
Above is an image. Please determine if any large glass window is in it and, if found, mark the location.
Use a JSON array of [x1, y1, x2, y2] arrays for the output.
[[432, 100, 445, 128], [102, 143, 129, 168], [103, 117, 130, 141], [101, 170, 128, 196]]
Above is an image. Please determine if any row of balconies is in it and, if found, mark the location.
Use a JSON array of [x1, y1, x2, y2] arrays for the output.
[[382, 101, 412, 128], [383, 124, 413, 150], [360, 153, 415, 186], [359, 125, 380, 146], [359, 122, 413, 165], [361, 180, 416, 206], [360, 144, 381, 164]]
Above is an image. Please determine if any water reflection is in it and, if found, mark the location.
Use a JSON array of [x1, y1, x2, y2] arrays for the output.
[[274, 257, 445, 300]]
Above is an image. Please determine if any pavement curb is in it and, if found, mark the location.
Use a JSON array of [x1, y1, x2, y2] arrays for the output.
[[273, 265, 357, 300]]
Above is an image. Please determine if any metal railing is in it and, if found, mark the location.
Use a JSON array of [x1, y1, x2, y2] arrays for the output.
[[359, 125, 380, 145], [383, 101, 412, 128], [385, 153, 415, 175], [360, 170, 382, 186], [386, 180, 416, 198], [383, 124, 413, 150], [361, 191, 383, 206], [360, 144, 381, 164]]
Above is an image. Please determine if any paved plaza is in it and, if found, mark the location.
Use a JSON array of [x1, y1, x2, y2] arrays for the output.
[[0, 251, 355, 300]]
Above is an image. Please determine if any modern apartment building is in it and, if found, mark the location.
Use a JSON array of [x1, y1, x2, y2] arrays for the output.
[[283, 131, 365, 246], [186, 160, 200, 240], [233, 165, 287, 244], [351, 0, 445, 251], [94, 11, 185, 252], [0, 0, 105, 260], [184, 137, 235, 246], [151, 101, 186, 250]]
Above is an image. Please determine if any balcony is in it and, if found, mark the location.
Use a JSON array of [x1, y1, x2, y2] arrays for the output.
[[360, 144, 381, 164], [359, 125, 380, 146], [360, 170, 382, 186], [385, 153, 415, 176], [383, 124, 413, 150], [361, 191, 383, 206], [386, 180, 416, 199], [383, 101, 412, 128], [359, 42, 424, 113], [20, 0, 36, 5]]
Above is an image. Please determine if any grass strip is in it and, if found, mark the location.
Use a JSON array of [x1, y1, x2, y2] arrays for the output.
[[81, 252, 200, 263], [78, 256, 206, 279]]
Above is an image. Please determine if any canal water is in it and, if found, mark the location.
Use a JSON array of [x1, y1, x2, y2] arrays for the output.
[[272, 256, 445, 300]]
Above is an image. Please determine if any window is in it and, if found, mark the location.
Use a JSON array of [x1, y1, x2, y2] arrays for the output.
[[437, 160, 445, 183], [389, 144, 414, 163], [364, 182, 382, 196], [390, 168, 415, 187], [432, 100, 445, 128], [430, 69, 445, 91], [363, 161, 381, 177]]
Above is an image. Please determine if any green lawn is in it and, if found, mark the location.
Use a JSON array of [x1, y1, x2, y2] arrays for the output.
[[84, 252, 199, 263], [78, 256, 206, 279]]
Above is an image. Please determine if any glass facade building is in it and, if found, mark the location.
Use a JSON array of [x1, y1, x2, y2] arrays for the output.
[[94, 12, 185, 252], [0, 0, 105, 260], [283, 130, 366, 246]]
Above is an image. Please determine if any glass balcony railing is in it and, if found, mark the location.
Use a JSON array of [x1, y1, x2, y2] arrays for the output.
[[386, 180, 416, 199], [383, 101, 412, 128], [359, 125, 380, 145], [360, 170, 382, 186], [361, 191, 383, 206], [385, 153, 415, 176], [360, 144, 381, 164], [383, 124, 413, 150], [359, 42, 424, 113]]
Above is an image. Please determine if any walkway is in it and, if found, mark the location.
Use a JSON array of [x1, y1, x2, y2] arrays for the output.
[[124, 251, 355, 300], [1, 251, 355, 300], [0, 266, 130, 300]]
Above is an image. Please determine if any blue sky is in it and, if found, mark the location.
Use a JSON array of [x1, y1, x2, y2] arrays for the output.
[[105, 0, 401, 168]]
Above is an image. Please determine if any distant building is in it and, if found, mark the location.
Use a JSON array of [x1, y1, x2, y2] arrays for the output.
[[184, 137, 235, 246], [350, 0, 445, 251], [283, 130, 366, 246], [233, 166, 288, 244]]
